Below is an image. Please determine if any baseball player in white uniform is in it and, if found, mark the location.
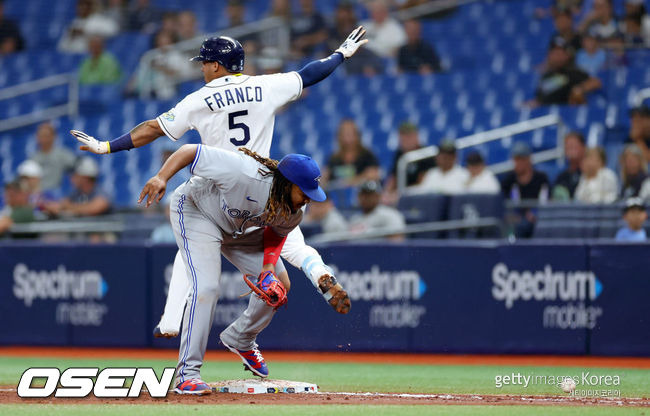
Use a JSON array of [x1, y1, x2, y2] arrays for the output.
[[139, 143, 326, 394], [71, 28, 368, 340]]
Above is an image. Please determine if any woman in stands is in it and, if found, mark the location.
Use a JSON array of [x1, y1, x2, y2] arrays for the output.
[[620, 144, 648, 199], [323, 119, 380, 187], [574, 146, 618, 203]]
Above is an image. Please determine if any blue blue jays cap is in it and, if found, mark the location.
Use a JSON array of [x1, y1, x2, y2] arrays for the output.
[[277, 154, 326, 202]]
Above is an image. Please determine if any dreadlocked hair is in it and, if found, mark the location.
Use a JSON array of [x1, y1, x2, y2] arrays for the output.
[[239, 148, 293, 223]]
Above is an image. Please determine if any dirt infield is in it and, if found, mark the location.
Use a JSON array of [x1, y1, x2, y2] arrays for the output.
[[2, 347, 649, 407], [2, 346, 650, 368], [1, 388, 649, 407]]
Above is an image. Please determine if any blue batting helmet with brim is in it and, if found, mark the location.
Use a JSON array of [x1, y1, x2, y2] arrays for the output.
[[190, 36, 244, 73], [278, 154, 326, 202]]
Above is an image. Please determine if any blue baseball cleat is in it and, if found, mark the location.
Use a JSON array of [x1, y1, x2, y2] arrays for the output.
[[220, 338, 269, 378], [174, 379, 212, 395]]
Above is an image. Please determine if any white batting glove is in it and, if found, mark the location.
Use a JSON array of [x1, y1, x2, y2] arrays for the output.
[[335, 26, 369, 59], [70, 130, 110, 154]]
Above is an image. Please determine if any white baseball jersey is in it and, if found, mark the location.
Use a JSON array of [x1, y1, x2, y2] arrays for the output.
[[156, 72, 303, 157], [185, 144, 302, 238]]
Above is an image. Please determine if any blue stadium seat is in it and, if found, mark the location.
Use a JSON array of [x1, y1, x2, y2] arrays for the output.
[[447, 194, 504, 238], [397, 193, 448, 238]]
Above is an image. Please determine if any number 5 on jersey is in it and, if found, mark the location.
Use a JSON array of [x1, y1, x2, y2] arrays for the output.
[[229, 110, 250, 146]]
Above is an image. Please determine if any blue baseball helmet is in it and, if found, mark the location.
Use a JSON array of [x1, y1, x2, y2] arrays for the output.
[[278, 154, 326, 202], [190, 36, 244, 73]]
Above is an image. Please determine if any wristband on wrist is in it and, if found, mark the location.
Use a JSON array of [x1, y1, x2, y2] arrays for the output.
[[108, 133, 135, 153]]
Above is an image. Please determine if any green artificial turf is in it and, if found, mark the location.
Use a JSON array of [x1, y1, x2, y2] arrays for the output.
[[0, 356, 648, 397]]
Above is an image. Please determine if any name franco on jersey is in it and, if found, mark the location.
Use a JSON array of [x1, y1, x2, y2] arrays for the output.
[[203, 85, 263, 111]]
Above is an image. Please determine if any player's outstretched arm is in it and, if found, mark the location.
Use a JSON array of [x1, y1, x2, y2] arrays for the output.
[[71, 119, 164, 155], [297, 26, 368, 88], [138, 144, 197, 207]]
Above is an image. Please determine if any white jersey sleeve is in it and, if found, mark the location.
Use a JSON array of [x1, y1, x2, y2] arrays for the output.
[[156, 94, 197, 141], [258, 71, 303, 109]]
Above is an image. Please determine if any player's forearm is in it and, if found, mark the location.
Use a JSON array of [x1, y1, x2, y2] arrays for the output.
[[297, 53, 344, 87], [156, 144, 197, 181], [106, 120, 164, 153], [130, 120, 165, 147]]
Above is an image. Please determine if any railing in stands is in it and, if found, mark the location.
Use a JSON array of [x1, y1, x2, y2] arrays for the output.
[[0, 73, 79, 133], [308, 217, 501, 244], [396, 114, 568, 194]]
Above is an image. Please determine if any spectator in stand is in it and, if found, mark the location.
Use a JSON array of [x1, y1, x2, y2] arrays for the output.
[[126, 0, 160, 34], [324, 119, 380, 187], [501, 142, 550, 201], [16, 160, 59, 216], [529, 38, 601, 106], [576, 33, 606, 75], [43, 158, 111, 217], [418, 139, 469, 195], [327, 1, 383, 75], [553, 131, 586, 200], [58, 0, 120, 54], [626, 106, 650, 163], [290, 0, 328, 58], [501, 142, 550, 238], [621, 10, 645, 45], [397, 19, 441, 74], [127, 29, 194, 99], [349, 180, 406, 241], [175, 10, 198, 42], [549, 9, 582, 56], [0, 0, 24, 55], [79, 36, 122, 85], [383, 122, 435, 204], [615, 197, 647, 241], [574, 146, 618, 203], [620, 144, 648, 198], [103, 0, 127, 31], [224, 0, 247, 28], [464, 151, 500, 194], [29, 122, 77, 192], [159, 11, 179, 39], [0, 180, 35, 235], [303, 198, 348, 235], [579, 0, 619, 41], [623, 0, 650, 46], [269, 0, 291, 20], [361, 0, 407, 58]]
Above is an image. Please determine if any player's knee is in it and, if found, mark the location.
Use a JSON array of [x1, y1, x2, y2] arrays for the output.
[[196, 280, 220, 296]]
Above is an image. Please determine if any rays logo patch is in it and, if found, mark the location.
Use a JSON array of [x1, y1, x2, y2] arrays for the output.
[[162, 112, 175, 121]]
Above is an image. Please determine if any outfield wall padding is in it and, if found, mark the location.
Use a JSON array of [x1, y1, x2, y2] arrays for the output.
[[0, 241, 647, 356]]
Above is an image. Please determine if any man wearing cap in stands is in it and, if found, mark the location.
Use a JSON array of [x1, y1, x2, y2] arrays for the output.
[[626, 106, 650, 163], [383, 121, 436, 204], [464, 151, 500, 194], [500, 142, 550, 238], [418, 139, 469, 194], [43, 158, 111, 217], [616, 197, 648, 241], [349, 180, 406, 241]]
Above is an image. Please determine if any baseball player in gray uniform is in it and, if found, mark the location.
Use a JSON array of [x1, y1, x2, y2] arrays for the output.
[[139, 144, 326, 394], [71, 28, 368, 340]]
